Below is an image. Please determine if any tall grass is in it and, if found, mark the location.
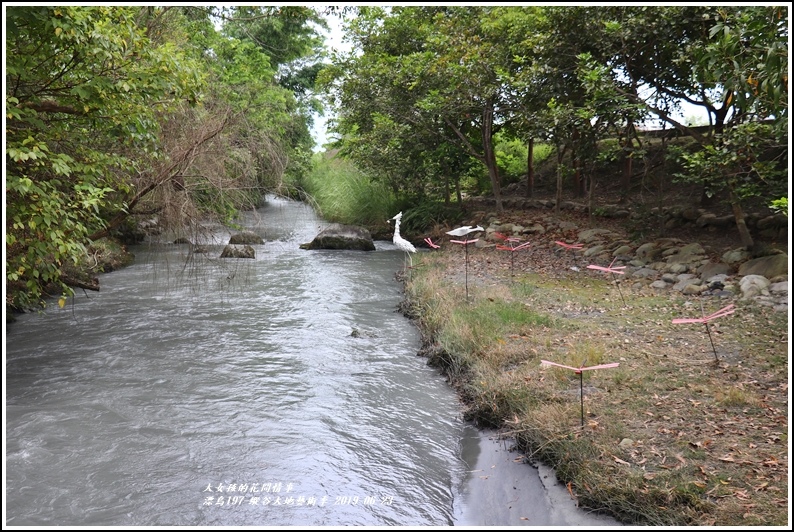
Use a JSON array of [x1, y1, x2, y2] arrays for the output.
[[295, 152, 396, 227]]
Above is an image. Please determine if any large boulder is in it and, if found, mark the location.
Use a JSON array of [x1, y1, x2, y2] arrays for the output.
[[300, 224, 376, 251], [738, 254, 788, 279], [229, 231, 264, 245], [220, 244, 255, 259]]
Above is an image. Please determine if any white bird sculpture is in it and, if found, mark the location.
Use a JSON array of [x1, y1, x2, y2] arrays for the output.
[[390, 212, 416, 267], [446, 225, 484, 238]]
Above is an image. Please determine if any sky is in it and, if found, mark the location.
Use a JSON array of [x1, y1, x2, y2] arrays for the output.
[[310, 13, 350, 151]]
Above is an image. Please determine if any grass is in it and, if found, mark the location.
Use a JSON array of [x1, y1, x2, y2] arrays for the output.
[[401, 246, 789, 526], [293, 152, 397, 228]]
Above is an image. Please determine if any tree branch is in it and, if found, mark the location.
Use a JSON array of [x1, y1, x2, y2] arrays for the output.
[[87, 108, 233, 241]]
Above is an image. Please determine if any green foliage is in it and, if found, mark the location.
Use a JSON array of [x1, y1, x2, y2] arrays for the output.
[[769, 198, 788, 216], [5, 6, 324, 312], [399, 202, 465, 236], [5, 6, 204, 310], [671, 122, 787, 203], [296, 153, 396, 227], [702, 6, 788, 129], [494, 134, 528, 183]]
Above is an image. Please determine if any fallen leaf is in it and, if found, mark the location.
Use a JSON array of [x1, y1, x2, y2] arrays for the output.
[[612, 455, 630, 466]]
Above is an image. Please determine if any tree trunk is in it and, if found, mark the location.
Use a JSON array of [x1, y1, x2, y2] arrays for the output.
[[525, 137, 534, 198], [620, 120, 636, 201], [728, 186, 754, 250], [482, 100, 503, 212], [571, 127, 584, 197], [555, 146, 564, 215], [588, 174, 595, 224]]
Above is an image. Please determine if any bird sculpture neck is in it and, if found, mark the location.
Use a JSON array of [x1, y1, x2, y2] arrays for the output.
[[393, 218, 402, 239]]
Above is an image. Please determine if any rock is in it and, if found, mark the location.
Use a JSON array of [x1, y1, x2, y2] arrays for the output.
[[650, 280, 669, 289], [705, 274, 730, 289], [664, 218, 683, 230], [558, 221, 578, 231], [665, 242, 706, 265], [632, 267, 658, 279], [769, 281, 788, 296], [635, 242, 660, 261], [220, 244, 255, 259], [583, 245, 606, 258], [722, 248, 752, 265], [229, 231, 264, 245], [173, 237, 192, 245], [578, 228, 617, 243], [738, 254, 788, 279], [300, 223, 376, 251], [679, 243, 706, 256], [525, 223, 546, 235], [682, 283, 707, 295], [613, 245, 633, 257], [681, 207, 702, 221], [739, 275, 771, 299], [756, 213, 788, 230], [665, 263, 689, 274], [672, 275, 698, 292], [696, 213, 717, 227], [712, 214, 735, 228], [698, 262, 730, 281]]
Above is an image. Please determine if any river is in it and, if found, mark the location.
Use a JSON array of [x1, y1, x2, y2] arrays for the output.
[[4, 195, 619, 527]]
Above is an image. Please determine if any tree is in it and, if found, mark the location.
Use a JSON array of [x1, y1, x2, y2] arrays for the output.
[[575, 6, 788, 248], [322, 7, 522, 211], [6, 6, 325, 312], [6, 6, 204, 310]]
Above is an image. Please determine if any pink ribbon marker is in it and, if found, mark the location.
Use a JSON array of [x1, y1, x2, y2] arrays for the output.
[[541, 360, 620, 373], [424, 237, 441, 249], [497, 241, 531, 252], [555, 241, 584, 250], [671, 304, 735, 324], [495, 232, 524, 244], [672, 304, 735, 362], [497, 239, 531, 280], [587, 258, 627, 304], [541, 359, 620, 426], [450, 238, 478, 245], [586, 257, 626, 275]]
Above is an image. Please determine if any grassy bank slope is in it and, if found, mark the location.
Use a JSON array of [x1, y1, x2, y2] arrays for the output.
[[400, 248, 788, 526]]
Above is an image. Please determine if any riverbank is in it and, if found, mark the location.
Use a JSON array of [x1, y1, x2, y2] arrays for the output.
[[399, 242, 788, 526], [6, 237, 135, 323], [454, 427, 621, 526]]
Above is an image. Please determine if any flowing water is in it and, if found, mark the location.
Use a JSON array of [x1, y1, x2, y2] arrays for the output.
[[5, 196, 619, 527]]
